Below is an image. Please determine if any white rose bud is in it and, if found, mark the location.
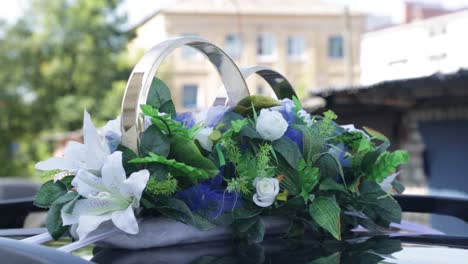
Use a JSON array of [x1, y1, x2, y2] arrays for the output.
[[256, 109, 288, 141], [252, 177, 280, 207], [195, 127, 214, 152]]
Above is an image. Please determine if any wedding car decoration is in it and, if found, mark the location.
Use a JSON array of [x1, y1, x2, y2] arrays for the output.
[[33, 37, 408, 247]]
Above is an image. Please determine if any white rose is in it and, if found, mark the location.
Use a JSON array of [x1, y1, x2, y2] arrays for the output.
[[252, 177, 280, 207], [195, 127, 214, 152], [256, 109, 288, 141]]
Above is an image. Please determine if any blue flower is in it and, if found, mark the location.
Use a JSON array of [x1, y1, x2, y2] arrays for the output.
[[284, 127, 303, 151], [175, 167, 241, 219], [175, 112, 195, 129], [271, 98, 295, 124]]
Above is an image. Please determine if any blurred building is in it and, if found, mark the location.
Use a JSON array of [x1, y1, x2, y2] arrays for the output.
[[129, 0, 365, 111], [361, 7, 468, 85]]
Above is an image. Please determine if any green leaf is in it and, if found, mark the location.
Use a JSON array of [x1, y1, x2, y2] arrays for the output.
[[359, 180, 402, 225], [34, 180, 67, 208], [293, 124, 324, 163], [310, 252, 341, 264], [367, 150, 409, 182], [309, 196, 341, 240], [147, 77, 176, 118], [363, 126, 388, 142], [139, 125, 170, 157], [272, 136, 303, 169], [131, 153, 212, 184], [156, 198, 215, 230], [169, 134, 219, 178], [116, 144, 140, 174], [298, 159, 320, 202], [316, 153, 344, 187], [233, 207, 262, 219], [52, 191, 78, 205], [46, 203, 68, 240], [319, 177, 347, 193], [292, 95, 302, 112], [232, 95, 280, 117]]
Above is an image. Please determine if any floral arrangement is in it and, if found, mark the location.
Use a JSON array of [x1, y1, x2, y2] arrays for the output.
[[34, 78, 408, 244]]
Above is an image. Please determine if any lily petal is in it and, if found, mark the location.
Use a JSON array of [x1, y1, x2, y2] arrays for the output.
[[82, 110, 110, 171], [119, 169, 150, 201], [111, 205, 139, 234], [101, 152, 126, 192], [76, 214, 112, 240], [72, 169, 106, 198], [35, 157, 81, 171], [63, 141, 87, 163]]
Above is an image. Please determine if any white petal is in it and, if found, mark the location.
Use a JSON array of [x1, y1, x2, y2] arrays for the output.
[[82, 110, 110, 170], [76, 214, 112, 240], [101, 152, 126, 192], [119, 170, 150, 201], [35, 157, 81, 171], [72, 197, 123, 216], [63, 141, 87, 163], [101, 116, 122, 137], [253, 193, 274, 207], [72, 169, 106, 198], [380, 172, 400, 193], [111, 205, 139, 234]]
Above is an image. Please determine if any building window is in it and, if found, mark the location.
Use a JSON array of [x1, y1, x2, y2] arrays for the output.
[[182, 84, 198, 108], [257, 33, 275, 58], [181, 33, 199, 59], [328, 35, 344, 59], [287, 36, 305, 59], [225, 34, 242, 59]]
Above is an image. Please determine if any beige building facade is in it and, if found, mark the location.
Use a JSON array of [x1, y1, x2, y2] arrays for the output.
[[129, 0, 365, 111]]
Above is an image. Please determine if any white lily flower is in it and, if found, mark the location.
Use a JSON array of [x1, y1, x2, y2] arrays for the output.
[[61, 151, 149, 240], [195, 127, 214, 152], [35, 111, 113, 179], [252, 177, 280, 207]]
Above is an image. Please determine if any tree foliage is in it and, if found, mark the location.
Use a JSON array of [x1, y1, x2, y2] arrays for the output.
[[0, 0, 133, 176]]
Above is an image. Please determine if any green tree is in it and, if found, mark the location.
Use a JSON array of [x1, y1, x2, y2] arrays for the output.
[[0, 0, 133, 177]]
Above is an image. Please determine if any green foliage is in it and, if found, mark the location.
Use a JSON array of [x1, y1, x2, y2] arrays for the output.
[[34, 180, 67, 208], [309, 196, 341, 240], [232, 95, 280, 117], [298, 159, 320, 202], [140, 105, 189, 138], [367, 150, 409, 182], [47, 203, 69, 240], [130, 152, 214, 185], [358, 180, 402, 226], [139, 125, 170, 157], [293, 124, 325, 163], [155, 197, 216, 230], [0, 0, 132, 176], [146, 77, 176, 118], [221, 138, 275, 195], [318, 110, 338, 136], [145, 174, 178, 196]]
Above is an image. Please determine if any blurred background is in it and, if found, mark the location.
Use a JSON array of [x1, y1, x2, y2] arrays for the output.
[[1, 0, 467, 235]]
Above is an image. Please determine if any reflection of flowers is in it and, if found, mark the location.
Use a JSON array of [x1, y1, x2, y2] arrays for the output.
[[62, 151, 149, 240], [252, 178, 279, 207], [35, 111, 113, 178], [256, 109, 288, 141]]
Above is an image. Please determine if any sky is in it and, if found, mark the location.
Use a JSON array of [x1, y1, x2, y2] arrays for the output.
[[1, 0, 468, 26]]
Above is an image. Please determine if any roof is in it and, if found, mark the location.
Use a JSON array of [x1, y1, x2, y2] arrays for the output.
[[312, 69, 468, 109], [135, 0, 362, 28]]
